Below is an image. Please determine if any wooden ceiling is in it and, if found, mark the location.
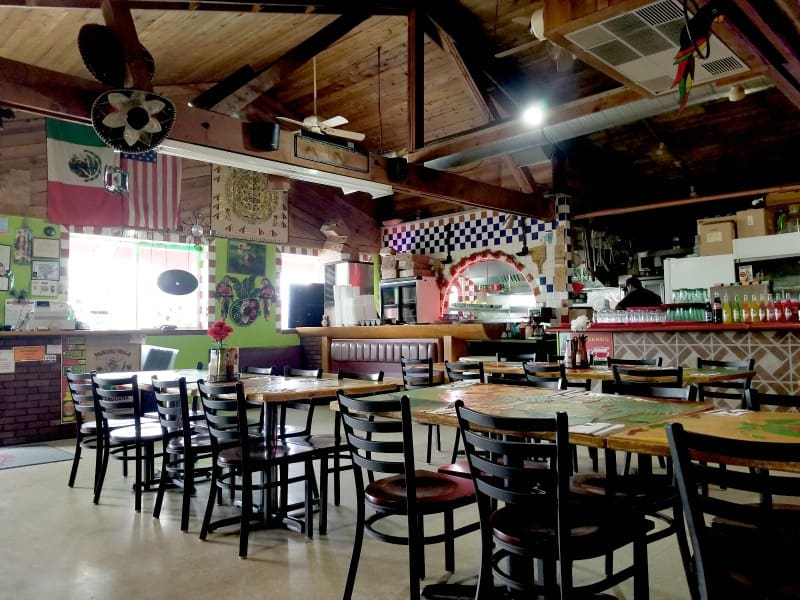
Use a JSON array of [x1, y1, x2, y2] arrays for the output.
[[1, 0, 800, 239]]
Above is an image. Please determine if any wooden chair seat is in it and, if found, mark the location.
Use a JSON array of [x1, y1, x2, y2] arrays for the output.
[[165, 432, 212, 452], [490, 503, 654, 557], [108, 422, 164, 444], [364, 470, 475, 512], [570, 472, 677, 506], [217, 442, 316, 467]]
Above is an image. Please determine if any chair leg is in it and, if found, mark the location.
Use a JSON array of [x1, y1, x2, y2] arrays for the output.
[[319, 456, 329, 535], [334, 412, 343, 506], [305, 459, 313, 540], [239, 470, 252, 558], [435, 425, 441, 452], [342, 492, 365, 600], [588, 447, 599, 472], [181, 452, 194, 532], [152, 458, 169, 519], [409, 513, 422, 600], [68, 432, 82, 487], [199, 469, 218, 541], [134, 442, 143, 512], [94, 438, 110, 505], [444, 510, 455, 573], [450, 429, 461, 464], [426, 425, 434, 464], [633, 534, 650, 600]]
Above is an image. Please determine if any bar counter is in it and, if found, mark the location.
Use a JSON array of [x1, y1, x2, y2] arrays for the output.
[[551, 321, 800, 395]]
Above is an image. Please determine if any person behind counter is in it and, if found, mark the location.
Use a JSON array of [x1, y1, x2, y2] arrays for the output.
[[616, 277, 663, 310]]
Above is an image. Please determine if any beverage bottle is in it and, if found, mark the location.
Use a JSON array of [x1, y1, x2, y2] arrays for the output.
[[750, 293, 760, 323], [704, 300, 713, 323], [775, 294, 785, 322], [732, 295, 742, 323], [742, 295, 752, 323], [785, 292, 795, 322], [712, 295, 723, 324], [766, 294, 775, 322], [757, 294, 767, 322], [721, 295, 732, 323]]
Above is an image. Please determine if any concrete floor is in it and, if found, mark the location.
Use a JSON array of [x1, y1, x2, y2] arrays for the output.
[[0, 409, 693, 600]]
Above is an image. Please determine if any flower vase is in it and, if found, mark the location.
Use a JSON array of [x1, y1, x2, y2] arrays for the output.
[[208, 347, 239, 382]]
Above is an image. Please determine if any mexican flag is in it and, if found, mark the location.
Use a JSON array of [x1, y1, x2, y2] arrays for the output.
[[46, 119, 124, 226]]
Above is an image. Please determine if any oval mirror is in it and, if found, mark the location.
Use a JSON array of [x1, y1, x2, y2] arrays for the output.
[[157, 269, 199, 295]]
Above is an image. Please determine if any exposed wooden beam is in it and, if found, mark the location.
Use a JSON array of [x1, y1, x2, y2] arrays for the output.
[[0, 58, 549, 218], [190, 12, 369, 115], [406, 86, 641, 165], [101, 0, 152, 90], [0, 0, 411, 14], [407, 4, 424, 152]]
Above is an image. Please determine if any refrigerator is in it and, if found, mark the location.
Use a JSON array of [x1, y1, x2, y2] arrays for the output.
[[663, 254, 736, 302], [379, 276, 440, 324]]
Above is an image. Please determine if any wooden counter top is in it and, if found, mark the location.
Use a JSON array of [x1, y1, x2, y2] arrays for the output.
[[0, 328, 205, 338], [295, 323, 506, 340]]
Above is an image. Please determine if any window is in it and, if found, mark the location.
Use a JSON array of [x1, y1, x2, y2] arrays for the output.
[[280, 253, 325, 329], [68, 233, 204, 330]]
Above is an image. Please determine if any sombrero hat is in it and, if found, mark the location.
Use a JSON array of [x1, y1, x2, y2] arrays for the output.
[[91, 88, 176, 154], [78, 23, 154, 87]]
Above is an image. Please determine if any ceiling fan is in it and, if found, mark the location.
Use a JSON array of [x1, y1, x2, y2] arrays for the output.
[[277, 57, 365, 142], [495, 5, 575, 72]]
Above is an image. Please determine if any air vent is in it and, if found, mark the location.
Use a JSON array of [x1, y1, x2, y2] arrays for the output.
[[565, 0, 749, 95]]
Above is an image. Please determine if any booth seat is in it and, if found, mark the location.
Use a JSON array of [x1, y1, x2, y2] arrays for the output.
[[330, 338, 439, 377], [239, 345, 303, 372]]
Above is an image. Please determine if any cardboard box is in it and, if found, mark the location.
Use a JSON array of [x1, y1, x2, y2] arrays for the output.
[[697, 217, 736, 255], [736, 208, 774, 238]]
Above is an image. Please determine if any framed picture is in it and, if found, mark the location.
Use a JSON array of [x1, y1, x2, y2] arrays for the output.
[[227, 240, 267, 275], [31, 260, 60, 281], [13, 227, 32, 264], [31, 280, 58, 297], [0, 277, 8, 292], [0, 244, 10, 276], [32, 237, 60, 259]]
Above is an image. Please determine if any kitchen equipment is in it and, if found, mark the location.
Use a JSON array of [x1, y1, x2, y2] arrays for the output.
[[379, 276, 440, 324]]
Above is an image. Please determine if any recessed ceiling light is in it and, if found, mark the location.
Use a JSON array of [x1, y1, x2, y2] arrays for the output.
[[522, 104, 545, 126]]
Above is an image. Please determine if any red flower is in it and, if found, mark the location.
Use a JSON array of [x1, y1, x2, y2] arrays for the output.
[[208, 320, 234, 345]]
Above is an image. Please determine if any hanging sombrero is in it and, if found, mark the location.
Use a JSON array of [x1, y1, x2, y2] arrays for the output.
[[91, 88, 176, 154], [78, 23, 155, 87]]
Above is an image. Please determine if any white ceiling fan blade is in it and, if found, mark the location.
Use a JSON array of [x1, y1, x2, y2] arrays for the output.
[[321, 115, 348, 128], [324, 127, 365, 142], [276, 116, 306, 128], [495, 38, 545, 59]]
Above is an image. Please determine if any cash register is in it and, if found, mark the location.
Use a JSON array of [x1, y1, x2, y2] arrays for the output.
[[14, 300, 75, 331]]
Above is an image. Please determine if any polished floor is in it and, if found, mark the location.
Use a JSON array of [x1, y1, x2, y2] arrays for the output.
[[0, 410, 692, 600]]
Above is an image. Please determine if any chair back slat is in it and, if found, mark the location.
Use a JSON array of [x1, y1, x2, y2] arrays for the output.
[[284, 366, 322, 378], [696, 358, 755, 406], [444, 360, 484, 383], [667, 422, 800, 599], [401, 356, 434, 389], [338, 369, 384, 382], [744, 388, 800, 411], [522, 361, 567, 389]]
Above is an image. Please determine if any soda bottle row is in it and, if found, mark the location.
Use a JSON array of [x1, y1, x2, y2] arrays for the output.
[[720, 291, 800, 323]]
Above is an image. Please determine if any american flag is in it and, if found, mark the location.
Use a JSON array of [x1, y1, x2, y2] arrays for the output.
[[120, 150, 181, 230]]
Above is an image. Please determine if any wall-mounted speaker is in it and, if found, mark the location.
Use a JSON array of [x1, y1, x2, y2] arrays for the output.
[[243, 121, 280, 152], [386, 156, 408, 181]]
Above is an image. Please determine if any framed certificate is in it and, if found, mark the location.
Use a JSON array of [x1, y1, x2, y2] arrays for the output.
[[32, 237, 61, 259], [32, 260, 60, 281]]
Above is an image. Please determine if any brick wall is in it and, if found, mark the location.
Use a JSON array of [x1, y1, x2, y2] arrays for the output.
[[0, 336, 73, 446]]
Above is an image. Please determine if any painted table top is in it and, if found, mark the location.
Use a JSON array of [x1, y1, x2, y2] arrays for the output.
[[242, 374, 401, 403], [367, 382, 709, 447], [606, 408, 800, 469]]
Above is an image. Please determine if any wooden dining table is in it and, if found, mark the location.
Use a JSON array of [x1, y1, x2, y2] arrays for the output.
[[443, 361, 757, 386], [362, 381, 710, 449]]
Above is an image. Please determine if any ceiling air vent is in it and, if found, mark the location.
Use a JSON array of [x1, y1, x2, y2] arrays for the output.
[[565, 0, 749, 95]]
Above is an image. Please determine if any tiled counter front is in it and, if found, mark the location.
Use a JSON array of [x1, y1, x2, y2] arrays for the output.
[[612, 329, 800, 396]]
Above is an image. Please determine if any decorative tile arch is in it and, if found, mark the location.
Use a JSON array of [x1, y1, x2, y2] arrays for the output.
[[440, 249, 538, 317]]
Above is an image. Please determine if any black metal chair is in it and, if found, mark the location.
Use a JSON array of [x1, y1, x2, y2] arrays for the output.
[[667, 422, 800, 599], [197, 379, 317, 557], [744, 387, 800, 411], [92, 373, 163, 512], [401, 356, 441, 463], [337, 390, 478, 600], [696, 357, 755, 407], [601, 356, 663, 393], [65, 370, 101, 491], [521, 360, 566, 389], [487, 352, 537, 384], [151, 376, 213, 532], [455, 402, 651, 599]]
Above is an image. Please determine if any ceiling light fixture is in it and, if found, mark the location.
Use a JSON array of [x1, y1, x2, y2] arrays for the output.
[[522, 104, 545, 126], [158, 140, 393, 198], [728, 84, 746, 102]]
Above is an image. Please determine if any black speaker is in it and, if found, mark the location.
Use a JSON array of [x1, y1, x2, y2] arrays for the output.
[[386, 156, 408, 181], [243, 121, 280, 151]]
